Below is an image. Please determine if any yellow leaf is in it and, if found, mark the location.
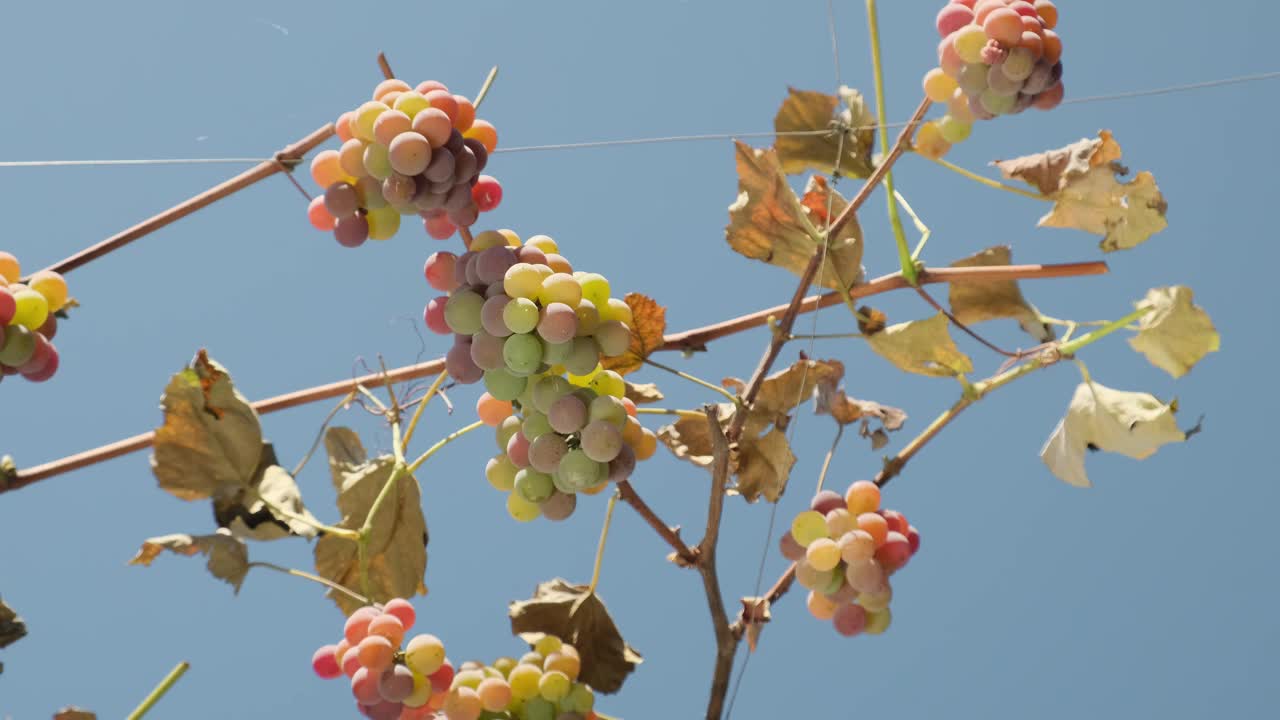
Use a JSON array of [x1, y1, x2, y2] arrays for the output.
[[994, 130, 1168, 252], [733, 428, 796, 503], [726, 142, 863, 290], [774, 86, 875, 178], [600, 293, 666, 376], [866, 314, 974, 377], [947, 246, 1053, 342], [1040, 381, 1186, 488], [1128, 286, 1220, 378]]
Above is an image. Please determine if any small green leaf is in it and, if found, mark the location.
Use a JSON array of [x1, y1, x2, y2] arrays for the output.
[[866, 314, 974, 377], [1040, 381, 1186, 488], [509, 578, 642, 694], [1128, 286, 1220, 378]]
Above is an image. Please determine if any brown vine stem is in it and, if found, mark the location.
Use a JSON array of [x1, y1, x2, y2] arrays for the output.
[[701, 405, 736, 720], [24, 124, 335, 280], [616, 479, 698, 564], [0, 261, 1106, 496]]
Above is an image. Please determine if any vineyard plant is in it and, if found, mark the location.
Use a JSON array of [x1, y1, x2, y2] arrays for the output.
[[7, 1, 1276, 719]]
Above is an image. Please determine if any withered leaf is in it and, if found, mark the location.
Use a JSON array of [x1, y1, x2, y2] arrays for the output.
[[509, 579, 642, 694], [737, 597, 772, 653], [994, 130, 1168, 252], [600, 293, 666, 376], [314, 427, 427, 615], [726, 142, 863, 291], [656, 403, 735, 468], [151, 351, 318, 539], [813, 359, 908, 447], [1040, 381, 1186, 488], [54, 708, 97, 720], [623, 381, 664, 405], [1, 596, 26, 653], [774, 86, 876, 178], [866, 314, 974, 377], [130, 529, 250, 593], [733, 428, 796, 503], [948, 246, 1054, 342], [1127, 286, 1220, 379]]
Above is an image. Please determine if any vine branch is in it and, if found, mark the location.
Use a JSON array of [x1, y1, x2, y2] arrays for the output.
[[700, 405, 737, 720], [616, 479, 698, 565]]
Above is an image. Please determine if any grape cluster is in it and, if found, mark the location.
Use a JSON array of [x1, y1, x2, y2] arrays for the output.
[[312, 598, 451, 719], [307, 78, 502, 248], [422, 229, 657, 521], [427, 634, 601, 720], [779, 481, 921, 637], [918, 0, 1064, 159], [0, 252, 66, 385]]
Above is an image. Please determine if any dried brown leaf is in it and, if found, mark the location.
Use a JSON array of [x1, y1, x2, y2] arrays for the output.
[[0, 597, 26, 654], [813, 360, 908, 448], [995, 131, 1168, 252], [866, 314, 974, 377], [856, 306, 887, 335], [54, 708, 96, 720], [600, 293, 666, 376], [1128, 286, 1220, 379], [314, 428, 427, 615], [623, 381, 664, 405], [726, 141, 863, 291], [509, 579, 642, 694], [656, 403, 735, 468], [948, 246, 1053, 342], [774, 86, 876, 178], [733, 428, 796, 503], [129, 529, 250, 593]]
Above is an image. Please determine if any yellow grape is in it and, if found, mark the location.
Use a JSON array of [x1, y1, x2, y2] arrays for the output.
[[0, 252, 20, 283], [11, 288, 49, 330], [470, 230, 508, 251], [858, 587, 893, 612], [353, 101, 389, 142], [805, 537, 841, 571], [922, 68, 959, 103], [507, 492, 540, 522], [394, 92, 431, 119], [938, 115, 972, 143], [632, 429, 658, 461], [533, 636, 562, 656], [952, 25, 988, 64], [807, 590, 839, 621], [28, 271, 67, 312], [864, 607, 892, 635], [309, 149, 344, 188], [507, 664, 542, 699], [537, 670, 571, 702], [599, 298, 633, 325], [790, 510, 829, 547], [366, 207, 400, 240], [588, 369, 625, 398], [498, 229, 522, 246], [845, 480, 880, 515], [525, 234, 558, 253], [914, 121, 952, 160]]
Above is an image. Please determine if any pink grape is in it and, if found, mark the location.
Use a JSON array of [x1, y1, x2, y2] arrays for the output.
[[381, 173, 417, 207], [423, 211, 456, 240], [367, 614, 405, 646], [373, 109, 412, 147], [378, 665, 415, 703], [424, 252, 458, 292], [475, 246, 518, 285], [469, 331, 506, 371], [445, 341, 483, 384], [16, 334, 53, 375], [983, 7, 1023, 45], [344, 607, 380, 644], [779, 532, 806, 561], [351, 667, 382, 705], [907, 525, 921, 554], [580, 420, 623, 463], [481, 294, 513, 337], [313, 645, 342, 679], [412, 108, 453, 148], [364, 700, 403, 720], [549, 394, 588, 434], [388, 132, 432, 176], [424, 297, 450, 335], [529, 433, 569, 473], [937, 3, 975, 36], [844, 558, 888, 594], [607, 443, 636, 482], [832, 603, 868, 636], [381, 599, 416, 630], [342, 647, 363, 678], [424, 148, 455, 183], [537, 302, 579, 344], [810, 490, 845, 515], [876, 531, 913, 572], [333, 214, 369, 248], [308, 196, 336, 231], [507, 431, 531, 469], [357, 635, 395, 672], [324, 182, 360, 218]]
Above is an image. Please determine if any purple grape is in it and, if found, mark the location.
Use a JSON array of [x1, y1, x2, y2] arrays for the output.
[[529, 433, 569, 473], [537, 302, 579, 344], [481, 294, 513, 337], [475, 246, 518, 285], [540, 491, 577, 521], [324, 181, 360, 218], [454, 145, 479, 184], [469, 330, 506, 371], [444, 183, 472, 212], [453, 251, 476, 286], [516, 246, 548, 266], [444, 129, 465, 154], [378, 665, 414, 703], [381, 173, 416, 206], [810, 490, 845, 515], [464, 138, 488, 172], [333, 214, 369, 247], [607, 442, 636, 482], [424, 148, 455, 183], [779, 531, 805, 562], [445, 341, 483, 384], [548, 394, 588, 434]]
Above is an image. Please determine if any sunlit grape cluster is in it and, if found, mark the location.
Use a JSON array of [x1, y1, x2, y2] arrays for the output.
[[779, 481, 921, 638], [307, 78, 502, 248], [312, 598, 451, 719], [427, 634, 602, 720], [422, 229, 658, 521], [918, 0, 1064, 159], [0, 252, 66, 385]]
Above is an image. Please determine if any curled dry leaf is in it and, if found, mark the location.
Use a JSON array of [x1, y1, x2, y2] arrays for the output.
[[600, 293, 666, 376], [1128, 286, 1220, 379], [813, 359, 908, 448], [994, 130, 1168, 252], [866, 314, 974, 378], [726, 142, 863, 291], [54, 708, 97, 720], [947, 246, 1054, 342], [129, 529, 250, 593], [774, 86, 876, 178], [509, 578, 642, 694], [737, 597, 772, 653], [313, 427, 427, 615], [1, 596, 27, 659], [151, 350, 318, 539], [623, 380, 664, 405], [1040, 381, 1186, 488], [657, 360, 842, 502]]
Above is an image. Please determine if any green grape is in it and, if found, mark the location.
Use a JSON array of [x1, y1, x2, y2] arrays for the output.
[[493, 657, 518, 678], [556, 449, 603, 491], [507, 492, 541, 522], [579, 420, 622, 463], [588, 395, 628, 428], [533, 636, 562, 656], [563, 683, 594, 713], [588, 369, 625, 398], [445, 290, 485, 335], [362, 142, 392, 180], [563, 337, 600, 377], [521, 697, 556, 720], [537, 670, 571, 702], [503, 298, 541, 335], [577, 273, 610, 307], [515, 469, 555, 504], [938, 115, 972, 143], [353, 101, 388, 141], [864, 607, 892, 635], [504, 333, 544, 375], [594, 321, 631, 357], [794, 561, 835, 591], [486, 454, 518, 491], [508, 664, 542, 699], [521, 411, 554, 441], [484, 368, 528, 402], [542, 338, 573, 366], [404, 633, 446, 676], [574, 299, 600, 337], [533, 375, 573, 414], [504, 263, 544, 300], [497, 416, 524, 449], [366, 206, 400, 240], [453, 669, 486, 690], [790, 510, 829, 547]]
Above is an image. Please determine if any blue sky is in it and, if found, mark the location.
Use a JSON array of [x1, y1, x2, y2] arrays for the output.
[[1, 1, 1277, 718]]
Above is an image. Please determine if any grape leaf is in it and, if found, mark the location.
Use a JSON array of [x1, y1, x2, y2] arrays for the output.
[[54, 708, 96, 719], [314, 427, 427, 615], [600, 293, 666, 376], [947, 246, 1054, 342], [994, 130, 1168, 252], [151, 350, 318, 539], [1127, 286, 1220, 378], [0, 597, 26, 659], [509, 578, 642, 694], [129, 529, 250, 593], [623, 381, 664, 404], [866, 314, 974, 377], [1040, 381, 1186, 488], [813, 359, 907, 448], [774, 86, 876, 178], [658, 359, 842, 502], [726, 142, 864, 291]]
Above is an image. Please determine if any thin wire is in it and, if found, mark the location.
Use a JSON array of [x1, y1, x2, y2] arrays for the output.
[[493, 129, 830, 154], [0, 157, 267, 168]]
